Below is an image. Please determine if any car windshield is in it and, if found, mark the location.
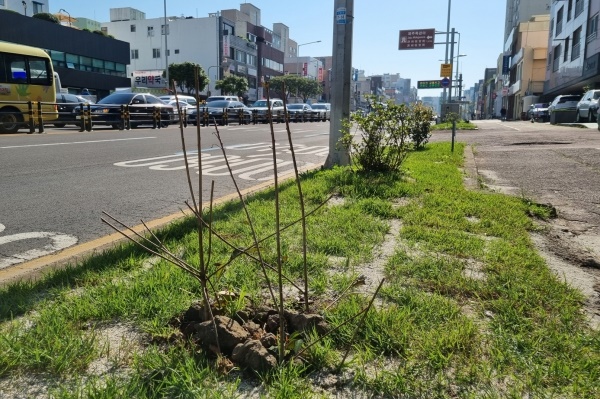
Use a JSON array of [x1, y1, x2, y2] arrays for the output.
[[593, 92, 600, 100], [97, 93, 136, 105], [252, 100, 269, 107], [533, 103, 548, 108], [287, 104, 304, 110], [558, 96, 581, 103], [311, 104, 326, 109], [207, 100, 230, 108]]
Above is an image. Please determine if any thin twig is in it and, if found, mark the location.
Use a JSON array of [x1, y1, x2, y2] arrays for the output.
[[337, 279, 385, 372]]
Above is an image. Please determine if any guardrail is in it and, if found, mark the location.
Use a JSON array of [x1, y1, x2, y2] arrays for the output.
[[0, 100, 58, 134]]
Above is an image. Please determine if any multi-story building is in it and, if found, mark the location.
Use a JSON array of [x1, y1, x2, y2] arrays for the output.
[[1, 0, 48, 16], [0, 9, 130, 97], [545, 0, 600, 97], [506, 14, 550, 119]]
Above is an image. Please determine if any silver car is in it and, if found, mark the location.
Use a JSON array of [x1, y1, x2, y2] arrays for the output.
[[310, 103, 331, 121], [576, 90, 600, 122]]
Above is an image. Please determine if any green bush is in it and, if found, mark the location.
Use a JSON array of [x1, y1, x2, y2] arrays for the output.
[[340, 97, 433, 172], [32, 13, 60, 24]]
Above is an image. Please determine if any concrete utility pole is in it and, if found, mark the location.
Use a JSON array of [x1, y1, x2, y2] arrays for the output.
[[325, 0, 353, 168]]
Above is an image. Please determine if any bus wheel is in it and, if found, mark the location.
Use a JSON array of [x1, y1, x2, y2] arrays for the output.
[[0, 109, 22, 133]]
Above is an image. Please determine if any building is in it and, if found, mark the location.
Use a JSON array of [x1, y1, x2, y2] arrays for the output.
[[102, 8, 220, 96], [1, 0, 48, 16], [544, 0, 600, 97], [506, 15, 550, 119], [0, 9, 130, 98]]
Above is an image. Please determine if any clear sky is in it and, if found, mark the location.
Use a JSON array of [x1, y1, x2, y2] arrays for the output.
[[49, 0, 507, 95]]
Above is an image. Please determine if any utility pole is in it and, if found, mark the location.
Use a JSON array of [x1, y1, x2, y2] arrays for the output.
[[325, 0, 353, 167]]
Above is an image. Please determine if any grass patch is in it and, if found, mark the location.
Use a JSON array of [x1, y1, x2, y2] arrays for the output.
[[431, 120, 478, 131], [1, 142, 598, 398]]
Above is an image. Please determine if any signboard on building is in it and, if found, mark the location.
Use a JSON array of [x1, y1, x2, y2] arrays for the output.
[[223, 35, 230, 59], [502, 55, 511, 74], [398, 28, 435, 50], [132, 70, 165, 88], [336, 8, 347, 24]]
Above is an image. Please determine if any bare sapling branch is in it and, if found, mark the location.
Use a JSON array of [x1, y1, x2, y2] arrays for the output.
[[265, 82, 286, 363], [280, 81, 310, 312]]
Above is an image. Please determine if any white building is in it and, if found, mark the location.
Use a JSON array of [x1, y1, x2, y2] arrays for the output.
[[0, 0, 48, 16], [102, 8, 220, 95]]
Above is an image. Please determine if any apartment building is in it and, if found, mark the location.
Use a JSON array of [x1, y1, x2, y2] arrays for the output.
[[545, 0, 600, 96]]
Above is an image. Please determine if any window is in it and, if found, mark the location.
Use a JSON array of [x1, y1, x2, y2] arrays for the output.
[[131, 49, 139, 59], [553, 44, 561, 72], [0, 1, 5, 6], [32, 1, 43, 14], [567, 0, 573, 21], [130, 24, 136, 32], [166, 49, 170, 56], [575, 0, 584, 18], [147, 26, 154, 37], [587, 14, 598, 42], [556, 7, 563, 36], [174, 49, 179, 54], [572, 27, 581, 60], [153, 48, 160, 58], [563, 37, 570, 61], [161, 24, 169, 35]]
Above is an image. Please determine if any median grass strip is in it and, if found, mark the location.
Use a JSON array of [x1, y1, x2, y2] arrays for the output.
[[0, 142, 598, 398]]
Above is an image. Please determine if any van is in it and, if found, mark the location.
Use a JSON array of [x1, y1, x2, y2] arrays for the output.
[[206, 95, 240, 103], [158, 95, 198, 107]]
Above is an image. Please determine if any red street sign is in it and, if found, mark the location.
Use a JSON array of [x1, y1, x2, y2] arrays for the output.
[[399, 28, 435, 50]]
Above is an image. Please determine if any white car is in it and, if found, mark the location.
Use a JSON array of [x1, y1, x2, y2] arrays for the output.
[[248, 99, 285, 123], [548, 94, 582, 114], [576, 90, 600, 122]]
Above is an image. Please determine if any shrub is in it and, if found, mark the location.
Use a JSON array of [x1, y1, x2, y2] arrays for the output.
[[409, 103, 433, 150], [32, 13, 59, 24]]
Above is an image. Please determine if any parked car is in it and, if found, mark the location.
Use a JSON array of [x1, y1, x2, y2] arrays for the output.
[[527, 103, 549, 123], [188, 100, 252, 126], [576, 89, 600, 122], [75, 92, 175, 129], [548, 94, 582, 113], [285, 103, 321, 122], [249, 99, 285, 122], [158, 95, 198, 107], [206, 95, 240, 103], [167, 100, 195, 124], [310, 103, 331, 121], [53, 93, 94, 128]]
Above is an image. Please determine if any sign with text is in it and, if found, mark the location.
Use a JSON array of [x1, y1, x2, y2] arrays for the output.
[[133, 70, 165, 88], [417, 80, 442, 89], [440, 63, 452, 77], [398, 28, 435, 50]]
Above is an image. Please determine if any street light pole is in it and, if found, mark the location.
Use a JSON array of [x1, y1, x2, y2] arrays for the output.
[[296, 40, 321, 76], [207, 65, 219, 96], [59, 8, 71, 27], [163, 0, 169, 92]]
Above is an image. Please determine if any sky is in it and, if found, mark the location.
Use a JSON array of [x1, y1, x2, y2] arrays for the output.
[[48, 0, 507, 96]]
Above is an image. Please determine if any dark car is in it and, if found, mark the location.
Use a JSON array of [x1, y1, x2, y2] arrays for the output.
[[188, 100, 252, 126], [53, 93, 94, 128], [75, 92, 175, 129]]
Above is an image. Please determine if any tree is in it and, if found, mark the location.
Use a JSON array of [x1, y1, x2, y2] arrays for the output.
[[268, 75, 322, 103], [297, 79, 322, 103], [215, 75, 248, 97], [166, 62, 209, 95], [268, 75, 303, 100], [32, 13, 59, 24]]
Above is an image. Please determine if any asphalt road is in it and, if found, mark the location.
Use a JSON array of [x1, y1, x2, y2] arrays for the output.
[[0, 121, 331, 279]]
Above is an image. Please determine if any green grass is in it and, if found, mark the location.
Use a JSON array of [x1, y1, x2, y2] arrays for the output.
[[431, 120, 478, 130], [0, 142, 598, 398]]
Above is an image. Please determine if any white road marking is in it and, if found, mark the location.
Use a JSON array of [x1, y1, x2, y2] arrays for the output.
[[0, 231, 78, 270], [0, 137, 156, 150]]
